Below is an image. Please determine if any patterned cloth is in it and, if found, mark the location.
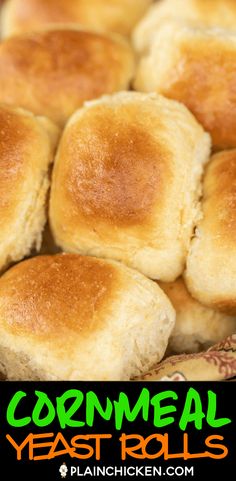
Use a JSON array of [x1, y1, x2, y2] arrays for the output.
[[137, 335, 236, 381]]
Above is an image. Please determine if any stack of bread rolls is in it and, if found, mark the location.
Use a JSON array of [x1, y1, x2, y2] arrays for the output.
[[0, 0, 235, 381]]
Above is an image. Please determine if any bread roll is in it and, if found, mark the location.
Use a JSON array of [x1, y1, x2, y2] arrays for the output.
[[185, 150, 236, 314], [49, 91, 211, 281], [0, 27, 134, 126], [0, 104, 59, 272], [159, 278, 236, 354], [1, 0, 152, 38], [133, 0, 236, 54], [0, 253, 175, 380], [134, 22, 236, 150]]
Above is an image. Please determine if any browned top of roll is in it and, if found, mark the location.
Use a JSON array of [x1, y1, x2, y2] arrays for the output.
[[0, 106, 31, 226], [164, 37, 236, 150], [0, 104, 57, 232], [60, 101, 169, 227], [0, 254, 119, 339], [201, 150, 236, 245], [134, 24, 236, 150], [0, 28, 134, 126]]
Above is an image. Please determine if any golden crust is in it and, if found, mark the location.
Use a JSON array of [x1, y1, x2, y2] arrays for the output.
[[0, 28, 134, 126], [0, 104, 59, 271], [204, 150, 236, 243], [49, 91, 211, 281], [0, 254, 118, 339], [134, 24, 236, 150], [0, 106, 31, 226], [164, 34, 236, 150], [55, 101, 169, 227], [186, 149, 236, 314], [1, 0, 152, 37]]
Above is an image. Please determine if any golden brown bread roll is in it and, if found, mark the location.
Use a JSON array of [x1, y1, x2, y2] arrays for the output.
[[133, 0, 236, 54], [185, 149, 236, 314], [159, 278, 236, 354], [0, 104, 59, 272], [134, 22, 236, 151], [1, 0, 152, 38], [49, 91, 211, 281], [0, 253, 175, 380], [0, 27, 134, 126]]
